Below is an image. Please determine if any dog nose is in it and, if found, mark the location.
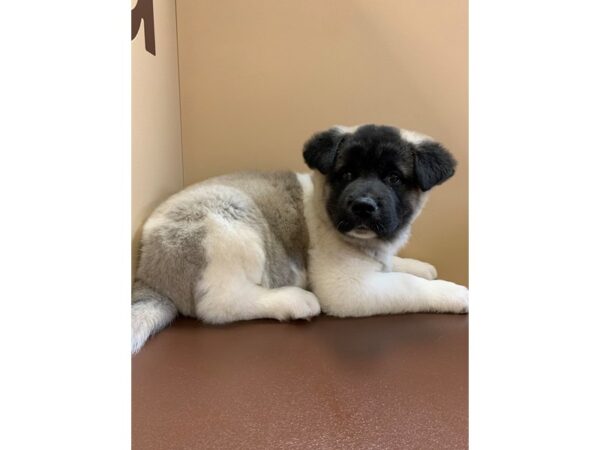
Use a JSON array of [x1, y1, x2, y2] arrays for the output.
[[351, 197, 378, 217]]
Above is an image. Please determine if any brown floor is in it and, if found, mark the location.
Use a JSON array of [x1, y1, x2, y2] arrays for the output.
[[132, 314, 468, 449]]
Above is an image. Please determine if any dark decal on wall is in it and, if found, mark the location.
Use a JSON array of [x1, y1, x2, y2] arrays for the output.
[[131, 0, 156, 55]]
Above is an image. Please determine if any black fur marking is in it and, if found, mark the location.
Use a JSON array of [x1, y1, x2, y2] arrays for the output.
[[413, 142, 456, 191], [304, 124, 457, 241], [303, 130, 346, 174], [323, 125, 417, 240]]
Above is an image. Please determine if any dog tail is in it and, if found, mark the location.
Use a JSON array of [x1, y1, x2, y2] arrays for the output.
[[131, 280, 178, 354]]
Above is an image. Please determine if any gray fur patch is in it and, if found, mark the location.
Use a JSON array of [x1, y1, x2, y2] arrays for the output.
[[136, 221, 207, 317], [134, 171, 310, 318], [203, 171, 309, 288]]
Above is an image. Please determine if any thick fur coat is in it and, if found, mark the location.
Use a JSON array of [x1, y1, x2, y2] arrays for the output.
[[132, 125, 468, 353]]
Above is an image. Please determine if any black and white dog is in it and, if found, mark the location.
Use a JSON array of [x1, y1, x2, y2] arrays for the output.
[[132, 124, 468, 353]]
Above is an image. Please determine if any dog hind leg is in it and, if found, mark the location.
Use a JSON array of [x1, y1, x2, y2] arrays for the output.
[[194, 214, 320, 324]]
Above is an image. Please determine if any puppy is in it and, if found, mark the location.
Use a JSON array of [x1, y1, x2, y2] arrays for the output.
[[132, 124, 468, 353]]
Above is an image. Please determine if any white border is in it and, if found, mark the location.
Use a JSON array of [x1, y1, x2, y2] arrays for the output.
[[0, 1, 130, 448], [470, 1, 600, 448], [1, 1, 599, 448]]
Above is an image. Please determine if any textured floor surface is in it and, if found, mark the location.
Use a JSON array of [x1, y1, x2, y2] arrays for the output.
[[132, 314, 468, 449]]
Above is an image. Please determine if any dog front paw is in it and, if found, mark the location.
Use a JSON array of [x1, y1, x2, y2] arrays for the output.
[[413, 261, 438, 280], [393, 257, 438, 280], [430, 280, 469, 313]]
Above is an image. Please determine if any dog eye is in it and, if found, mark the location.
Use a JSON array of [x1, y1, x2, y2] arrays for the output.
[[385, 173, 401, 185], [341, 171, 355, 182]]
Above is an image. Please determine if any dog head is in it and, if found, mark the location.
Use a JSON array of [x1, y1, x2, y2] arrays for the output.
[[303, 124, 456, 241]]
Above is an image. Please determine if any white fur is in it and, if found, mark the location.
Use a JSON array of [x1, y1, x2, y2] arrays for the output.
[[289, 262, 308, 288], [299, 172, 468, 317], [399, 128, 433, 145], [131, 299, 177, 354], [333, 124, 361, 134], [391, 256, 438, 280], [346, 228, 377, 239], [194, 212, 320, 323]]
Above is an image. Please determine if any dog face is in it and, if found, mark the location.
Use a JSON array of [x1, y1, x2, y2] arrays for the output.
[[303, 124, 456, 241]]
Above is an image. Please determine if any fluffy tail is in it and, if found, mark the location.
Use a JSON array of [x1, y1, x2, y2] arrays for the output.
[[131, 281, 177, 354]]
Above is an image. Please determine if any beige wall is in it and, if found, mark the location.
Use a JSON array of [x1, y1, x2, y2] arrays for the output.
[[132, 0, 183, 274], [175, 0, 468, 285]]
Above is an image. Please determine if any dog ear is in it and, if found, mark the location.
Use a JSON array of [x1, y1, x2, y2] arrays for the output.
[[413, 142, 457, 191], [303, 129, 345, 174]]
